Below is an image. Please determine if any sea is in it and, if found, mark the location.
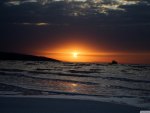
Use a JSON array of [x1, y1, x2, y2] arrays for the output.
[[0, 60, 150, 109]]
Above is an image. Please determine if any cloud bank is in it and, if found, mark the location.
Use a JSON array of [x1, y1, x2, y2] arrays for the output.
[[3, 0, 150, 15]]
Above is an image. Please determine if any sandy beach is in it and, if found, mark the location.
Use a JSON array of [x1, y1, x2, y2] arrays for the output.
[[0, 97, 141, 113]]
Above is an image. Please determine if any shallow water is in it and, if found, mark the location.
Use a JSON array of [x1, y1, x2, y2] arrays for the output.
[[0, 60, 150, 109]]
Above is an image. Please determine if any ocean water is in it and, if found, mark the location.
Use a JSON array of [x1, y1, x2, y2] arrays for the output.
[[0, 60, 150, 109]]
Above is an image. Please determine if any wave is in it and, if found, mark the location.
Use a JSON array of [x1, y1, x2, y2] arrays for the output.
[[0, 68, 25, 72], [0, 72, 98, 85], [109, 85, 150, 92], [1, 68, 150, 85]]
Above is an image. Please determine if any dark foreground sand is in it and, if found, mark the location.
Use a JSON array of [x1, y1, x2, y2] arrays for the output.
[[0, 97, 141, 113]]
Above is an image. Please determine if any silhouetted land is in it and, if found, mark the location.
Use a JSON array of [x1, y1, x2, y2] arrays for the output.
[[0, 52, 60, 62], [109, 60, 118, 65]]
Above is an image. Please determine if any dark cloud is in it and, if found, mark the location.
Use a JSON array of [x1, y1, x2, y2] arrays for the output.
[[0, 0, 150, 54]]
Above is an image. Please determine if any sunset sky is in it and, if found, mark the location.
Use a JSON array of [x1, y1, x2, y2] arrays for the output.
[[0, 0, 150, 63]]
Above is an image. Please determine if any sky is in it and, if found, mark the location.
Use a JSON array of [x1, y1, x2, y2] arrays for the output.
[[0, 0, 150, 63]]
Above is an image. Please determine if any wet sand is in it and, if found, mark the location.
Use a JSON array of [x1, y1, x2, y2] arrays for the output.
[[0, 97, 141, 113]]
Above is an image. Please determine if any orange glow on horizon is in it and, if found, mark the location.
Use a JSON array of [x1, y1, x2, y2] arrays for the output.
[[28, 32, 150, 64], [40, 42, 101, 62], [37, 42, 150, 64], [39, 50, 150, 64]]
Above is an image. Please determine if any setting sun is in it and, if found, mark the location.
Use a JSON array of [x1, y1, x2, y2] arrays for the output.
[[72, 52, 79, 58]]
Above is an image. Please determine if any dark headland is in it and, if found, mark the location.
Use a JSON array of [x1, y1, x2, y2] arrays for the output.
[[0, 52, 60, 62]]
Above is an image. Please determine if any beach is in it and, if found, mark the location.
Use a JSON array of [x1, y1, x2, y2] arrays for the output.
[[0, 97, 141, 113], [0, 61, 150, 110]]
